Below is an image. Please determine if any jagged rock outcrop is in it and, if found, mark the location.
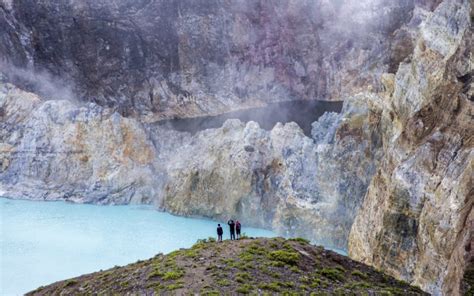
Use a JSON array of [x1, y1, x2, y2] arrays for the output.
[[0, 82, 160, 204], [0, 79, 378, 250], [0, 0, 472, 294], [348, 0, 473, 295], [0, 0, 436, 120], [159, 94, 382, 248]]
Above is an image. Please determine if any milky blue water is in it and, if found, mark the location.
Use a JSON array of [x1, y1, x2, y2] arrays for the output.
[[0, 197, 275, 295]]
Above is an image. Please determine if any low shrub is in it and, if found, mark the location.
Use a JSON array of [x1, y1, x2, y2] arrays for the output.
[[163, 270, 184, 280], [236, 284, 252, 293], [288, 237, 310, 244], [268, 250, 300, 265], [320, 268, 345, 282]]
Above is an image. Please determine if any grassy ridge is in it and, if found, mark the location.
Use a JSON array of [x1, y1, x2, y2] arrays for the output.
[[28, 237, 427, 295]]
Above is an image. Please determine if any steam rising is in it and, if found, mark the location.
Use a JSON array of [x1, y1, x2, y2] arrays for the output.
[[0, 62, 76, 102], [0, 0, 419, 121], [157, 100, 343, 136]]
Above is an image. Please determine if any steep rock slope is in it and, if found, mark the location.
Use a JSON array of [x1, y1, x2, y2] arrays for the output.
[[158, 96, 381, 248], [0, 79, 378, 250], [27, 237, 427, 295], [0, 0, 472, 294], [349, 0, 473, 295], [0, 0, 437, 119]]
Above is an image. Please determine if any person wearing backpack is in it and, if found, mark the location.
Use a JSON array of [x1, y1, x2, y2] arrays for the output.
[[235, 220, 242, 239], [217, 224, 223, 242]]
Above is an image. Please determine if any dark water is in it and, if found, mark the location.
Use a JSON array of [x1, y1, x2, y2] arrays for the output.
[[158, 100, 343, 136]]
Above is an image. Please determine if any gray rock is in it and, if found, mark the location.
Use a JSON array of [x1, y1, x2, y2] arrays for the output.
[[0, 0, 435, 119], [0, 0, 471, 295], [349, 1, 473, 295], [0, 80, 379, 250]]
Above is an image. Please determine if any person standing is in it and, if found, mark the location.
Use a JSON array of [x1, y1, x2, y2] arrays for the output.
[[227, 219, 235, 240], [217, 224, 223, 242], [235, 220, 241, 239]]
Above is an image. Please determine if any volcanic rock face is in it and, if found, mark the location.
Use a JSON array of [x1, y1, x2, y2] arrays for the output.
[[348, 0, 473, 295], [159, 96, 381, 248], [0, 78, 379, 249], [1, 0, 429, 119], [0, 82, 160, 204], [0, 0, 472, 295]]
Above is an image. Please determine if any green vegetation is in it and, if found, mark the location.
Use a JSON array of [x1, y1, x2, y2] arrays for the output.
[[235, 272, 252, 283], [270, 260, 285, 267], [288, 237, 310, 244], [320, 268, 345, 281], [310, 278, 329, 289], [290, 266, 300, 273], [62, 280, 77, 288], [183, 248, 199, 258], [216, 279, 230, 286], [236, 284, 252, 293], [162, 270, 184, 280], [166, 282, 184, 290], [351, 270, 369, 280], [268, 250, 300, 265], [119, 281, 129, 288], [27, 237, 427, 296], [246, 243, 267, 255], [259, 282, 282, 292], [147, 269, 163, 279], [239, 252, 254, 262]]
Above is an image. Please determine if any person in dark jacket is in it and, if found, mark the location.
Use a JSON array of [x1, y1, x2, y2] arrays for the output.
[[227, 219, 235, 240], [217, 224, 223, 242], [235, 220, 241, 239]]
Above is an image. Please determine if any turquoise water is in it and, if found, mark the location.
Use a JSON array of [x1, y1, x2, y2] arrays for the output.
[[0, 198, 275, 295]]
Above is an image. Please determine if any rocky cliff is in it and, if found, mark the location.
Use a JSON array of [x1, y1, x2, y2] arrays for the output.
[[0, 0, 472, 295], [349, 0, 473, 295], [1, 0, 434, 120], [0, 78, 378, 250], [0, 0, 439, 250]]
